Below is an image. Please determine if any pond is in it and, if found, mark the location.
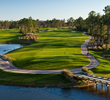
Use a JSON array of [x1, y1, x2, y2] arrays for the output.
[[0, 84, 110, 100], [0, 44, 23, 55], [0, 44, 110, 100]]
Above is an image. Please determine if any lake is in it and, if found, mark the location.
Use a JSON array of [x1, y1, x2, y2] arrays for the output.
[[0, 84, 110, 100], [0, 44, 23, 55]]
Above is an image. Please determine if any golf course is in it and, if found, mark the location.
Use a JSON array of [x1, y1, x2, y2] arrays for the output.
[[1, 29, 90, 70], [0, 28, 110, 87], [0, 29, 90, 86]]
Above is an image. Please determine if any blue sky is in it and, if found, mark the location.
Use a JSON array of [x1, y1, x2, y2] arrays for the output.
[[0, 0, 110, 21]]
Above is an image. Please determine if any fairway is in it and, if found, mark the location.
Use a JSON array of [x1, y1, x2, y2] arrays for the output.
[[0, 29, 22, 43], [1, 29, 90, 70]]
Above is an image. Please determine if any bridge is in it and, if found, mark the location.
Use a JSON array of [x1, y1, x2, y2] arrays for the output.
[[74, 72, 110, 90]]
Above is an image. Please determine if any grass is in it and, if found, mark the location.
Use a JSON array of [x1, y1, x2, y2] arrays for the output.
[[0, 69, 72, 87], [89, 50, 110, 76], [38, 28, 58, 31], [3, 30, 90, 70], [0, 29, 21, 43], [0, 29, 35, 44], [0, 29, 90, 87]]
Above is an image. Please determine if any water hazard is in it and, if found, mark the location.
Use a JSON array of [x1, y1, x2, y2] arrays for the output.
[[0, 84, 110, 100], [0, 44, 23, 55]]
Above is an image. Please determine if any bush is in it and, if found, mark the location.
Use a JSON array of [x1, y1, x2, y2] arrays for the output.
[[88, 47, 92, 50], [93, 46, 97, 50], [107, 74, 110, 78], [98, 46, 103, 51], [82, 66, 88, 72], [88, 70, 93, 74], [61, 69, 74, 81], [82, 66, 93, 74], [102, 44, 106, 49], [0, 55, 11, 61]]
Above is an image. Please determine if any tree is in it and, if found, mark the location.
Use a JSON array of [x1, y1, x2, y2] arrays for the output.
[[19, 17, 37, 34], [94, 13, 101, 43], [87, 11, 96, 36], [67, 17, 74, 28], [100, 15, 106, 45], [103, 5, 110, 45], [74, 17, 87, 31]]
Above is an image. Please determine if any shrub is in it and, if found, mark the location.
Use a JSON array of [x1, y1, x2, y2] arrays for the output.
[[102, 44, 106, 49], [88, 70, 93, 74], [88, 47, 92, 50], [61, 69, 74, 81], [82, 66, 88, 72], [93, 46, 97, 50], [107, 74, 110, 78], [0, 55, 11, 61], [98, 46, 103, 51], [82, 66, 93, 74]]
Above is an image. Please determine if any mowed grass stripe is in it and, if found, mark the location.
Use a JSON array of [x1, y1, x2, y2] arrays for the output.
[[1, 29, 90, 70]]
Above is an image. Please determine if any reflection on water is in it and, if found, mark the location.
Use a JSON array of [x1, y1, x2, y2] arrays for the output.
[[0, 85, 110, 100], [80, 83, 110, 99], [0, 44, 23, 55]]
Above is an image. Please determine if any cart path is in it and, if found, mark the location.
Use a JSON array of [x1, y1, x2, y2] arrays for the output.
[[0, 33, 100, 74]]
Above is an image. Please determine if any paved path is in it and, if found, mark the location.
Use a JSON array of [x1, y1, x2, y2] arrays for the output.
[[0, 33, 100, 74]]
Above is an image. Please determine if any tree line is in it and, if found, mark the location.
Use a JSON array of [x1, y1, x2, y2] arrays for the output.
[[0, 17, 67, 34], [74, 5, 110, 48], [0, 5, 110, 44]]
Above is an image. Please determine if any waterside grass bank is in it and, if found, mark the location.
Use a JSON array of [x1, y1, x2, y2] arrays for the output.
[[0, 69, 75, 88]]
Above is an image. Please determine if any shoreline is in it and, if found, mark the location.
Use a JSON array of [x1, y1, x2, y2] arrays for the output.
[[0, 82, 95, 88]]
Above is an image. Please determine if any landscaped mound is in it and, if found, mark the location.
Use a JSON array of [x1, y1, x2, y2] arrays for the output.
[[19, 33, 39, 41], [61, 69, 76, 82], [82, 66, 93, 74]]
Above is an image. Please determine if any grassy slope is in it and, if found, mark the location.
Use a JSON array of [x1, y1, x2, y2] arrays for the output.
[[0, 29, 35, 44], [0, 70, 72, 86], [0, 29, 90, 86], [89, 50, 110, 76], [0, 29, 21, 43], [0, 29, 72, 86], [5, 30, 90, 70]]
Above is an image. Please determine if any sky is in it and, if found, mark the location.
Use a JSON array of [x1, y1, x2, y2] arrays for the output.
[[0, 0, 110, 21]]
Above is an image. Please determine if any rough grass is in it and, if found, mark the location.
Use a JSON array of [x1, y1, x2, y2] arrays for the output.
[[89, 50, 110, 76], [0, 29, 21, 43], [0, 69, 71, 86], [0, 29, 35, 44], [38, 28, 57, 31], [4, 30, 90, 70]]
